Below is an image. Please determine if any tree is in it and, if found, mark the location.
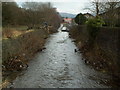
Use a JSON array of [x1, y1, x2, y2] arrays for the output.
[[2, 2, 62, 29], [101, 0, 120, 27], [74, 13, 87, 25], [85, 0, 120, 27], [22, 2, 61, 29], [2, 2, 21, 26], [85, 0, 104, 17]]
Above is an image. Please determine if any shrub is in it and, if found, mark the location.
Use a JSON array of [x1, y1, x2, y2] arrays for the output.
[[86, 16, 105, 28], [86, 17, 105, 46]]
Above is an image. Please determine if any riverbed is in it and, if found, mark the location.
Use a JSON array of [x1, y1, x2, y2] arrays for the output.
[[7, 24, 110, 88]]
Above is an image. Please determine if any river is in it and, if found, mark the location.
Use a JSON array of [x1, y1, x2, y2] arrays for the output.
[[7, 24, 109, 88]]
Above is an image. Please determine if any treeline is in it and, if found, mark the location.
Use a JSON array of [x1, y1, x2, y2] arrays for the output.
[[2, 2, 62, 29]]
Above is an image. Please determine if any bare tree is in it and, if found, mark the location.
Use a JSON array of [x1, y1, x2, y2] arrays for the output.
[[2, 2, 61, 29], [84, 0, 104, 16], [85, 0, 120, 26], [21, 2, 61, 29], [101, 0, 120, 27]]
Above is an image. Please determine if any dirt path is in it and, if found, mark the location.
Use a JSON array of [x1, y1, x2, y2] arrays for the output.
[[7, 24, 110, 88]]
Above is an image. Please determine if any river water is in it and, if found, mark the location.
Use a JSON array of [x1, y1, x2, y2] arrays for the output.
[[8, 24, 110, 88]]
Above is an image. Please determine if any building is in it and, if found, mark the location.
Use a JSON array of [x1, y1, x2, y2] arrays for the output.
[[83, 13, 94, 19], [63, 18, 73, 24]]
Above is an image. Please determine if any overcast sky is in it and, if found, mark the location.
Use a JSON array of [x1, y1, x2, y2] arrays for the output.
[[15, 0, 91, 14]]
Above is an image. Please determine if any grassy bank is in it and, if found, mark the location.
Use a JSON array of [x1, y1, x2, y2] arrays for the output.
[[2, 26, 57, 88], [69, 25, 120, 87]]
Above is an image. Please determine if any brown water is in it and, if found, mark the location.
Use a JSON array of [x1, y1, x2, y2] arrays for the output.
[[7, 24, 110, 88]]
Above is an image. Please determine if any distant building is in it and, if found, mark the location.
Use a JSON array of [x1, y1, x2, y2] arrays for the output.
[[63, 18, 72, 24], [83, 13, 94, 19]]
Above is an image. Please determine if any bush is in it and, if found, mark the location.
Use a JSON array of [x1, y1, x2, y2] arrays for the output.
[[75, 13, 87, 25], [2, 29, 48, 67], [86, 17, 105, 46], [86, 17, 105, 28]]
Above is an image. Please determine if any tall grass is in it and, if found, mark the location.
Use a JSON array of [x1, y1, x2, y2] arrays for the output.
[[2, 28, 49, 70]]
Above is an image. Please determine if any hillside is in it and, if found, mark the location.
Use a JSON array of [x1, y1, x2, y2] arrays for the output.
[[59, 12, 76, 18]]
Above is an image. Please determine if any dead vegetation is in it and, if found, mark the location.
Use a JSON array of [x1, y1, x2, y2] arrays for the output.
[[69, 25, 120, 87], [2, 27, 57, 82], [2, 26, 34, 39]]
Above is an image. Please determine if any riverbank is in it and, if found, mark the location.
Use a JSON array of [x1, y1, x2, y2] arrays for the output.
[[69, 25, 120, 87], [6, 25, 109, 88], [2, 26, 58, 88]]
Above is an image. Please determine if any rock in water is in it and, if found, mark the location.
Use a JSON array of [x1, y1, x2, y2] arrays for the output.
[[74, 49, 77, 52]]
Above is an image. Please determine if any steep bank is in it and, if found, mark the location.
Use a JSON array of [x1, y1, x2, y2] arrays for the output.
[[69, 25, 120, 87]]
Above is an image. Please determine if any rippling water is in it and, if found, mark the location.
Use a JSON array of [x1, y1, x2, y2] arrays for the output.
[[8, 24, 110, 88]]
